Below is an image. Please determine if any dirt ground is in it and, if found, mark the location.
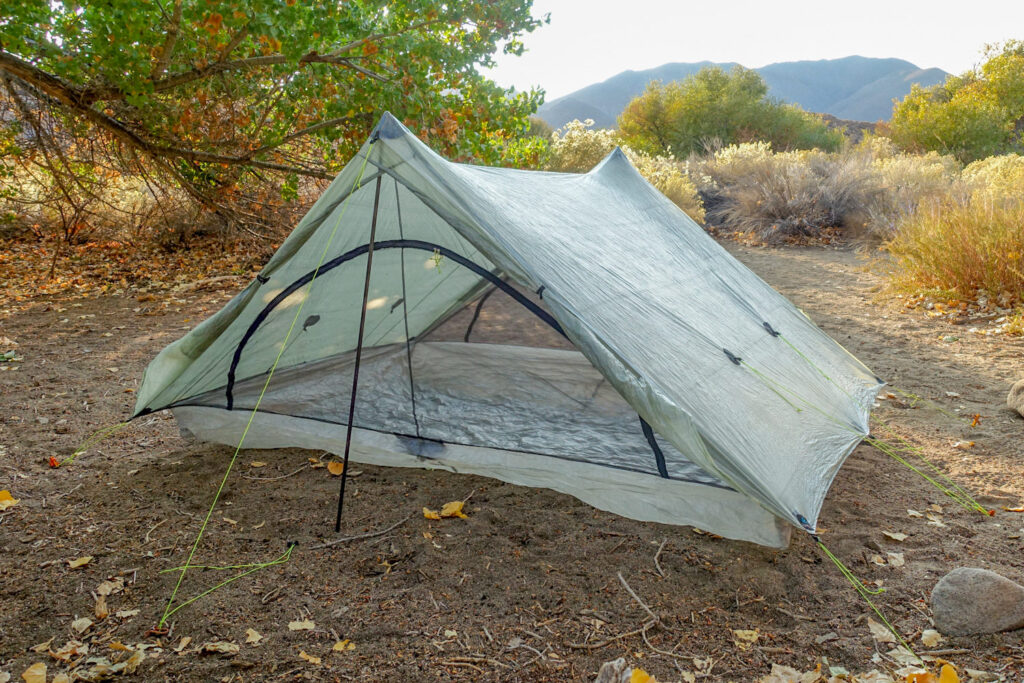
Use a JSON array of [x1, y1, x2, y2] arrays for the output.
[[1, 242, 1022, 682]]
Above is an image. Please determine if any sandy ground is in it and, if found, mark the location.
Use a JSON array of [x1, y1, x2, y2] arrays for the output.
[[0, 242, 1022, 682]]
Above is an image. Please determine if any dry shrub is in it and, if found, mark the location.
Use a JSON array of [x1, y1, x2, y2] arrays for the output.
[[696, 142, 880, 242], [886, 195, 1024, 309], [546, 119, 705, 222], [864, 146, 961, 236], [962, 153, 1024, 196]]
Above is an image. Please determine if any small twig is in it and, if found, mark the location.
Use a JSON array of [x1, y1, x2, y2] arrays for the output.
[[618, 572, 661, 624], [461, 489, 476, 504], [144, 519, 166, 544], [775, 606, 815, 622], [242, 464, 308, 481], [567, 620, 654, 650], [921, 648, 971, 656], [53, 483, 83, 500], [642, 625, 694, 661], [443, 656, 510, 670], [654, 539, 668, 577], [310, 514, 413, 549]]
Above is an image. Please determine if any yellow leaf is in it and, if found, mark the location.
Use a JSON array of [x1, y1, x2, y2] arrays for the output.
[[200, 641, 239, 655], [423, 507, 441, 520], [0, 490, 19, 511], [308, 458, 325, 469], [630, 669, 658, 683], [732, 629, 759, 650], [67, 556, 93, 569], [906, 673, 937, 683], [298, 651, 321, 665], [440, 501, 468, 519], [21, 663, 46, 683], [71, 617, 93, 634], [108, 641, 130, 652], [249, 461, 267, 468], [95, 594, 109, 620], [1003, 505, 1024, 512], [29, 638, 53, 653], [327, 461, 345, 476], [332, 639, 355, 652], [952, 441, 974, 450], [288, 619, 315, 631], [938, 664, 960, 683], [921, 629, 944, 647], [173, 637, 191, 653], [245, 628, 262, 644], [53, 674, 70, 683]]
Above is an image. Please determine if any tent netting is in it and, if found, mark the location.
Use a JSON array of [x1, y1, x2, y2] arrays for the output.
[[136, 112, 883, 548]]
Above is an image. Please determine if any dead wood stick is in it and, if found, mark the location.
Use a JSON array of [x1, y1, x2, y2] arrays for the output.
[[567, 620, 655, 650], [642, 626, 694, 661], [775, 606, 815, 622], [242, 464, 308, 481], [311, 514, 413, 549], [654, 539, 668, 577], [618, 572, 661, 624], [144, 519, 166, 543], [920, 648, 971, 656]]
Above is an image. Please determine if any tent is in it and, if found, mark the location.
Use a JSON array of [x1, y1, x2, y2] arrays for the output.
[[135, 112, 883, 548]]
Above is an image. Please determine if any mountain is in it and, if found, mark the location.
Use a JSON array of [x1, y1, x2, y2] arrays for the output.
[[536, 56, 948, 129]]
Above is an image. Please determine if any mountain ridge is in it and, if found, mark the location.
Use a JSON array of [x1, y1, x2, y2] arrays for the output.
[[536, 55, 948, 129]]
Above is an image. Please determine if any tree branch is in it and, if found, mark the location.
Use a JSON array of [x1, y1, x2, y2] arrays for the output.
[[150, 0, 183, 80]]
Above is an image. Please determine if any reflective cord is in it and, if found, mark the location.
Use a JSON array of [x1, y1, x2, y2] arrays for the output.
[[158, 142, 376, 627], [159, 545, 294, 624], [739, 361, 804, 413], [777, 333, 854, 401], [816, 539, 923, 664], [61, 421, 130, 467]]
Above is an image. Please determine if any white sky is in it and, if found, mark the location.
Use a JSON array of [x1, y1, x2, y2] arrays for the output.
[[487, 0, 1024, 100]]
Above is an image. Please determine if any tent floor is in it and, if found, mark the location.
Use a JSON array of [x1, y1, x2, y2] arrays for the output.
[[176, 342, 791, 547]]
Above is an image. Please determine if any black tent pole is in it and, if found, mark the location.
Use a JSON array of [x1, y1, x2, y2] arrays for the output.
[[334, 175, 383, 532]]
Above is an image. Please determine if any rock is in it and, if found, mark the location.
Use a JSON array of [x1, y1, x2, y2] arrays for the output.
[[931, 567, 1024, 635], [1008, 378, 1024, 417], [594, 658, 629, 683]]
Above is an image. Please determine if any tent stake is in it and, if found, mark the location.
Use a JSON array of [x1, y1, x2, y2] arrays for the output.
[[335, 175, 383, 532]]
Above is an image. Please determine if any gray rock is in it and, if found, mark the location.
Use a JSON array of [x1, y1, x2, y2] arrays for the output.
[[594, 658, 629, 683], [1008, 379, 1024, 417], [931, 567, 1024, 635]]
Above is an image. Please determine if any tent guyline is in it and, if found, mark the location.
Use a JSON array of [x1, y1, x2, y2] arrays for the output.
[[120, 113, 989, 633], [155, 137, 378, 628]]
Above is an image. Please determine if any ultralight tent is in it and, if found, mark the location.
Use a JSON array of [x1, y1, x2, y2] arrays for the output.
[[135, 112, 883, 548]]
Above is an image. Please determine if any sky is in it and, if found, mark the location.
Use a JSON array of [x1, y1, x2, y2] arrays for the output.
[[486, 0, 1024, 100]]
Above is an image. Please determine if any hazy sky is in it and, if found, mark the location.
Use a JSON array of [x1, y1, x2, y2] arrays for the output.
[[487, 0, 1024, 100]]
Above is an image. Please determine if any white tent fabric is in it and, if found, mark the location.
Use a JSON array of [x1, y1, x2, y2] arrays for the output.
[[136, 112, 882, 547]]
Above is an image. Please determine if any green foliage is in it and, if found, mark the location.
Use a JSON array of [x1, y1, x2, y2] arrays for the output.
[[888, 41, 1024, 162], [0, 0, 547, 226], [617, 66, 843, 158], [545, 120, 704, 221]]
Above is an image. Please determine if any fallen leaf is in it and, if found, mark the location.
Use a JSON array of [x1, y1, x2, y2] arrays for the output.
[[200, 641, 239, 655], [952, 441, 974, 450], [332, 639, 355, 652], [921, 629, 944, 647], [907, 509, 924, 518], [0, 490, 19, 511], [906, 673, 937, 683], [630, 669, 658, 683], [440, 501, 469, 519], [308, 458, 325, 469], [965, 669, 998, 681], [222, 517, 238, 525], [249, 461, 267, 468], [52, 675, 70, 683], [868, 617, 897, 644], [883, 531, 908, 542], [96, 577, 124, 596], [327, 461, 345, 476], [288, 619, 315, 631], [1002, 505, 1024, 512], [253, 520, 266, 529], [732, 629, 759, 650], [443, 629, 458, 638], [939, 664, 960, 683], [115, 650, 145, 674], [887, 552, 906, 568], [29, 638, 54, 653], [926, 513, 948, 528], [71, 617, 93, 634], [245, 628, 262, 644], [115, 609, 140, 619], [679, 672, 696, 683], [423, 507, 441, 520], [20, 663, 45, 683], [94, 594, 109, 619], [173, 637, 191, 653], [298, 651, 321, 665], [67, 556, 93, 569], [870, 554, 887, 566], [108, 642, 130, 652], [759, 664, 819, 683]]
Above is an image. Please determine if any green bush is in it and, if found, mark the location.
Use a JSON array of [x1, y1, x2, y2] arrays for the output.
[[617, 66, 844, 158], [888, 41, 1024, 162]]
